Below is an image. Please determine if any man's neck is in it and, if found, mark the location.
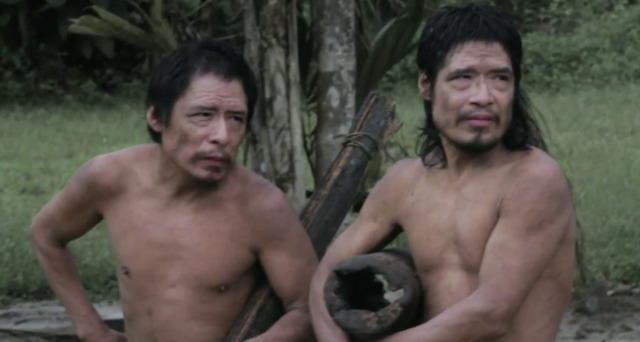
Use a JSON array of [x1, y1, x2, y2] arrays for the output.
[[438, 141, 510, 181], [153, 146, 229, 199]]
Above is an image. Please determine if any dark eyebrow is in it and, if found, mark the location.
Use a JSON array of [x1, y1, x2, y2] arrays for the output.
[[491, 67, 513, 75], [447, 67, 513, 79], [189, 105, 214, 112], [447, 68, 474, 79], [228, 111, 247, 117], [189, 106, 247, 116]]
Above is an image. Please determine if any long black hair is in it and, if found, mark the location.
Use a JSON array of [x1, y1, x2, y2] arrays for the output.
[[145, 38, 258, 143], [416, 2, 546, 165]]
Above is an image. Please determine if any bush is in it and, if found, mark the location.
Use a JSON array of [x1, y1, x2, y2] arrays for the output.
[[523, 4, 640, 91]]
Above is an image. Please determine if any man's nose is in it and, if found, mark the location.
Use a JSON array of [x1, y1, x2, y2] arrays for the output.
[[207, 119, 229, 145], [470, 79, 494, 106]]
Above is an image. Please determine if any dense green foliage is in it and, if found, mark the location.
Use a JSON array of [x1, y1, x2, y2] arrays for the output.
[[523, 3, 640, 91], [382, 0, 640, 93], [0, 0, 242, 103]]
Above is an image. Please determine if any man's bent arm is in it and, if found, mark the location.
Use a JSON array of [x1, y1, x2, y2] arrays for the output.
[[309, 161, 410, 342], [309, 228, 364, 342], [243, 190, 319, 341], [378, 159, 576, 342], [30, 158, 124, 341]]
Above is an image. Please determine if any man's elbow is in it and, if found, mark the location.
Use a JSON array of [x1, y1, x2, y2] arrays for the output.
[[29, 222, 64, 253], [477, 299, 514, 338], [29, 223, 45, 247]]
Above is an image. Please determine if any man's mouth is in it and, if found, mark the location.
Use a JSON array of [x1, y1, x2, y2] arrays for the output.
[[202, 155, 229, 168], [460, 112, 497, 127]]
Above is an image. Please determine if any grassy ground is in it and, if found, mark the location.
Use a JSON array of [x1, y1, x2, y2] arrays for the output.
[[0, 82, 638, 303], [0, 99, 147, 302]]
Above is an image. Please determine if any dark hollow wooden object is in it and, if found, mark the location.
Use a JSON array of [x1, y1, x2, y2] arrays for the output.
[[223, 93, 397, 341], [324, 248, 422, 341]]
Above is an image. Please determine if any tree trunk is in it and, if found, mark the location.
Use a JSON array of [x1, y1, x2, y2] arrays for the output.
[[243, 0, 306, 212], [314, 0, 357, 183], [17, 0, 29, 52]]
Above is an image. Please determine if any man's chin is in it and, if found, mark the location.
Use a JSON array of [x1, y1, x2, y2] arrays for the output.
[[190, 167, 229, 184], [453, 139, 500, 154]]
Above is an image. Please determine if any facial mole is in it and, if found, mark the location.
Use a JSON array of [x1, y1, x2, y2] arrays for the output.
[[121, 266, 131, 277], [218, 284, 228, 292]]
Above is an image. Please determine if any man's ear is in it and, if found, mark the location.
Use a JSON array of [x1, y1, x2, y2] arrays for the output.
[[418, 72, 431, 101], [146, 106, 163, 133]]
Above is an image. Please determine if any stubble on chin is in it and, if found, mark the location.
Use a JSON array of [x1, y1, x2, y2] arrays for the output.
[[451, 135, 501, 154]]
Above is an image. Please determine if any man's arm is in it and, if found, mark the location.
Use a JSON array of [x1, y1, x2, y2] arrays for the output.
[[379, 159, 576, 342], [29, 157, 125, 342], [242, 189, 318, 342], [309, 160, 411, 342]]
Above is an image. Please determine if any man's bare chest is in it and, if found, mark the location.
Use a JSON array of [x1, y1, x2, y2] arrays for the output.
[[398, 186, 501, 271], [101, 194, 257, 288]]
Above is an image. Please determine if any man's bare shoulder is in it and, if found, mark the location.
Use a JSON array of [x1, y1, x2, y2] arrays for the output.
[[499, 147, 575, 222], [233, 166, 306, 247], [235, 166, 293, 216], [507, 147, 570, 191], [77, 144, 157, 193], [371, 158, 427, 195]]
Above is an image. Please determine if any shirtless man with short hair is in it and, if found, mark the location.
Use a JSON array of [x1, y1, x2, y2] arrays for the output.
[[30, 38, 318, 342], [309, 3, 576, 341]]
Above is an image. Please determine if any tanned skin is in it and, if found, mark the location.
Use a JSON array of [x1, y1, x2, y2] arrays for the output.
[[309, 42, 575, 342], [30, 74, 318, 342]]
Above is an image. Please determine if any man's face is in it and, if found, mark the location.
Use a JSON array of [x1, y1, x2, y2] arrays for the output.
[[148, 73, 248, 183], [419, 41, 515, 154]]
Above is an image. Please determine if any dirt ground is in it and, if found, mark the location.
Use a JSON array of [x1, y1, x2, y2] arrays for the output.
[[1, 289, 639, 341], [556, 293, 640, 342], [556, 286, 640, 341]]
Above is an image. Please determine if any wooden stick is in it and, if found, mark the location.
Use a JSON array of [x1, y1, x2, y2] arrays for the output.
[[224, 92, 397, 341]]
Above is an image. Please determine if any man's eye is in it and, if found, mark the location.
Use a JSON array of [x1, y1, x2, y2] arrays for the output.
[[229, 115, 246, 124], [451, 74, 471, 81]]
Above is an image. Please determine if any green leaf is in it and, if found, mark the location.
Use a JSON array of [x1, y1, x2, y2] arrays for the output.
[[46, 0, 66, 8], [69, 6, 166, 52], [356, 0, 427, 104], [93, 37, 115, 59], [75, 37, 93, 59], [90, 0, 109, 7]]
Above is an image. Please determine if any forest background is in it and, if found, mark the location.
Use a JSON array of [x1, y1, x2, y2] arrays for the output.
[[0, 0, 639, 304]]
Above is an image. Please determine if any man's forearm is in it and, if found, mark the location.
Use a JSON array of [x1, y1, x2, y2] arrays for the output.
[[309, 269, 350, 342], [309, 305, 350, 342], [377, 294, 508, 342], [244, 306, 314, 342], [31, 234, 110, 339]]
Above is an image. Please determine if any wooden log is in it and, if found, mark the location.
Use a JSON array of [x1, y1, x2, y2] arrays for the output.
[[324, 248, 422, 341], [223, 92, 398, 341]]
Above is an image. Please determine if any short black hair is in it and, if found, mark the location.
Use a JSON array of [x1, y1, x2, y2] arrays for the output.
[[416, 2, 545, 163], [145, 38, 258, 143]]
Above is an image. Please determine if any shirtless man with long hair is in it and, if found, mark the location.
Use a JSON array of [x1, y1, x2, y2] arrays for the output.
[[310, 3, 576, 341], [31, 39, 318, 342]]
